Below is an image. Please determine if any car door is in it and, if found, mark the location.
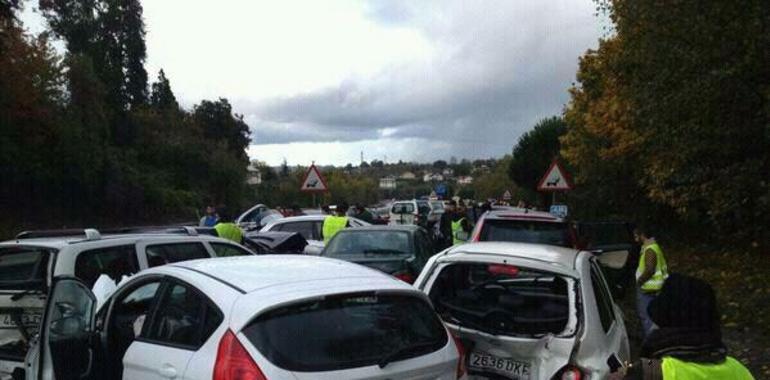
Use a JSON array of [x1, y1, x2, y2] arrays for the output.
[[122, 278, 222, 380], [576, 221, 638, 298], [577, 259, 630, 376], [35, 276, 98, 380]]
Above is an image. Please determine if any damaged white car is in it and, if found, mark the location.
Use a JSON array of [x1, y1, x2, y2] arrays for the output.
[[415, 242, 630, 380], [0, 227, 253, 379]]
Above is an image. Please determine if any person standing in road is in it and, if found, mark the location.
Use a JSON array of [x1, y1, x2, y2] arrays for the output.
[[353, 204, 374, 224], [451, 201, 473, 245], [214, 209, 244, 244], [634, 226, 669, 338], [323, 202, 349, 244], [437, 201, 455, 250], [609, 274, 754, 379], [199, 204, 219, 227]]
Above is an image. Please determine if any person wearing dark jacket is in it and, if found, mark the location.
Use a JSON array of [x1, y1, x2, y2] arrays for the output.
[[611, 273, 753, 379]]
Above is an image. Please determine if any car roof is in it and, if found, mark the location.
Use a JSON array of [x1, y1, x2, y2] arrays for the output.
[[267, 215, 366, 224], [443, 242, 581, 274], [168, 255, 410, 294], [0, 233, 229, 250], [483, 208, 564, 223], [338, 225, 421, 233]]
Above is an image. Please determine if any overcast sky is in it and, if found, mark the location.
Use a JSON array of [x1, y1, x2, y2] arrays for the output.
[[21, 0, 605, 166]]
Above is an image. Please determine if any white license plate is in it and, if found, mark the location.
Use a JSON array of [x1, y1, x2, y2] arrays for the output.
[[469, 352, 530, 379], [0, 312, 42, 328]]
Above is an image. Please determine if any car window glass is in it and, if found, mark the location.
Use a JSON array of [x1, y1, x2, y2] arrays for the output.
[[243, 293, 447, 372], [392, 203, 415, 214], [147, 282, 222, 348], [324, 231, 411, 255], [210, 242, 252, 257], [480, 219, 572, 247], [145, 243, 209, 267], [417, 232, 434, 259], [76, 245, 138, 288], [277, 222, 314, 241], [591, 263, 616, 332], [313, 221, 323, 240], [428, 263, 571, 336], [0, 247, 50, 287]]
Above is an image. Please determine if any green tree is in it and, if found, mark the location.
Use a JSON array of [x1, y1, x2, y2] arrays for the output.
[[150, 69, 178, 110], [509, 116, 566, 193]]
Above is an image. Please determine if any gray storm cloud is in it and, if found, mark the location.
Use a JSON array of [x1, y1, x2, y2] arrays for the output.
[[245, 0, 604, 159]]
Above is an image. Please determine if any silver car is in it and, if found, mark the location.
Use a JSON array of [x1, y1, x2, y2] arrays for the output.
[[415, 242, 630, 379], [260, 215, 370, 254]]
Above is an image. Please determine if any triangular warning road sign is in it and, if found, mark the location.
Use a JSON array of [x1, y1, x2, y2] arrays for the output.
[[300, 164, 328, 192], [537, 160, 573, 192]]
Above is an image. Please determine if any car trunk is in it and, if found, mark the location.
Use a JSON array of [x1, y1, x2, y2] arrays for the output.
[[426, 261, 579, 380], [0, 246, 51, 373], [241, 292, 457, 380]]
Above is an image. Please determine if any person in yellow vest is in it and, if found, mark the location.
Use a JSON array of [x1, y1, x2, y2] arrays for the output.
[[634, 226, 669, 337], [323, 202, 350, 244], [609, 273, 754, 379], [214, 209, 244, 244]]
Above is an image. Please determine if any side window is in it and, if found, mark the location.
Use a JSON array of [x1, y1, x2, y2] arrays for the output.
[[146, 282, 223, 349], [278, 222, 314, 241], [75, 245, 139, 287], [210, 242, 253, 257], [145, 243, 209, 267], [590, 263, 616, 333], [313, 222, 323, 240]]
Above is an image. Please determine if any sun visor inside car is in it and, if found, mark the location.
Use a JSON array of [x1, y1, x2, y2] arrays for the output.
[[243, 231, 308, 254]]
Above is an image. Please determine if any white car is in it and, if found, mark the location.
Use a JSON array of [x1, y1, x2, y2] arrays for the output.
[[235, 203, 283, 231], [415, 242, 630, 380], [0, 227, 254, 379], [389, 200, 432, 227], [259, 215, 371, 254], [29, 255, 466, 380]]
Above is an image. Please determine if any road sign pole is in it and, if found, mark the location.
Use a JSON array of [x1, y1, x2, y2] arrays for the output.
[[312, 193, 316, 208]]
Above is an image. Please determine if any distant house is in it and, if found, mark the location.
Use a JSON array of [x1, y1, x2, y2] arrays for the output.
[[379, 176, 397, 189], [423, 173, 444, 182], [442, 168, 454, 177], [457, 176, 473, 185], [246, 162, 262, 185], [399, 171, 417, 180]]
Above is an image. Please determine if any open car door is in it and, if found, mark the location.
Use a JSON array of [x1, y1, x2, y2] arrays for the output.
[[575, 221, 639, 299], [33, 276, 97, 380]]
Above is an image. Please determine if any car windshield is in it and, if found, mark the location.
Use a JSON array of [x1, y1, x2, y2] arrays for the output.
[[480, 219, 572, 247], [0, 247, 50, 288], [430, 201, 444, 212], [243, 292, 447, 371], [428, 263, 571, 337], [325, 231, 411, 255]]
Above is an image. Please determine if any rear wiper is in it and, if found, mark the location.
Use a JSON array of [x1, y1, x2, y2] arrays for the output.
[[378, 341, 439, 368]]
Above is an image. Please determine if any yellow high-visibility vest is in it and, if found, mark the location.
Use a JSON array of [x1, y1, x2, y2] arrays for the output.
[[323, 216, 348, 244], [451, 218, 466, 245], [214, 222, 243, 244], [636, 241, 669, 292], [661, 356, 754, 379]]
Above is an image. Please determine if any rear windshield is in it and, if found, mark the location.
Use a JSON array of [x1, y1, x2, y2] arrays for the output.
[[243, 292, 448, 371], [0, 247, 51, 288], [325, 231, 411, 255], [480, 219, 572, 247], [392, 203, 415, 214], [430, 201, 444, 211], [428, 263, 571, 337]]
